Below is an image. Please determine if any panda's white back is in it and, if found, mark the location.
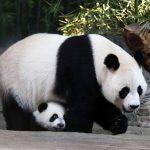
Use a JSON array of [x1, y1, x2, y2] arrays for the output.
[[0, 33, 68, 110]]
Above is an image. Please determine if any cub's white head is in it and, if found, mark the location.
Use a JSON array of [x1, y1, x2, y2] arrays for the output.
[[33, 102, 66, 131], [101, 51, 147, 112]]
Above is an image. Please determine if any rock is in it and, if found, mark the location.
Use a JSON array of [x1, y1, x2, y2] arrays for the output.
[[1, 129, 150, 150], [137, 108, 150, 116], [137, 101, 150, 117]]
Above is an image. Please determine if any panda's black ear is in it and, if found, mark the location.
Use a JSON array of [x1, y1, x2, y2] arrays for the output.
[[38, 102, 48, 113], [134, 50, 143, 67], [104, 54, 120, 71]]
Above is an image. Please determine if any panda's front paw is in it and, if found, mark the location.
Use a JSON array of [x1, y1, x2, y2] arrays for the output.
[[109, 115, 128, 135]]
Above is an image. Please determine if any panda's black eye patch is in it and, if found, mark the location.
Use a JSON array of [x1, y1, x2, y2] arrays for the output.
[[49, 114, 58, 122], [137, 85, 143, 96], [119, 87, 130, 99]]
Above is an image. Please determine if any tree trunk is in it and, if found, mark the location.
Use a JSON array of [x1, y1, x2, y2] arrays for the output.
[[20, 0, 29, 38], [16, 0, 21, 35], [36, 0, 41, 32]]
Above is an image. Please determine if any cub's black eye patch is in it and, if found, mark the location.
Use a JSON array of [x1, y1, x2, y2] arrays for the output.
[[49, 114, 58, 122], [137, 86, 143, 96], [119, 87, 130, 99]]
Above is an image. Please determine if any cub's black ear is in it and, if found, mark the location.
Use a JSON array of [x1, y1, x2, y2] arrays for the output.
[[134, 50, 143, 67], [56, 101, 68, 109], [38, 102, 48, 113], [104, 54, 120, 71]]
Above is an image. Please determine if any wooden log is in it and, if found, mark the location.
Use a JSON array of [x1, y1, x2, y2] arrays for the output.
[[123, 23, 150, 72]]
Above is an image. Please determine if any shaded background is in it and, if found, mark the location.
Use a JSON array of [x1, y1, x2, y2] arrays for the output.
[[0, 0, 149, 51]]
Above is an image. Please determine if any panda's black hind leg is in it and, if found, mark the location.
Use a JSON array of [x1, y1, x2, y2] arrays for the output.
[[2, 94, 31, 131]]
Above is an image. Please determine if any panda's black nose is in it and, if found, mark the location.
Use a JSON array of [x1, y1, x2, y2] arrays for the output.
[[57, 123, 64, 128], [130, 105, 139, 109]]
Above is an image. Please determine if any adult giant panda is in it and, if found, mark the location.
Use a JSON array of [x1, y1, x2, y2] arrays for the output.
[[0, 34, 147, 134]]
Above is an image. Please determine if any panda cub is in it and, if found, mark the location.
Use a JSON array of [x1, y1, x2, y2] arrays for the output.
[[33, 102, 66, 131]]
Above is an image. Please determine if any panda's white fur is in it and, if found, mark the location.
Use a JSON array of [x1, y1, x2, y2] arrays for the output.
[[0, 34, 68, 110], [33, 102, 65, 131], [0, 33, 147, 113]]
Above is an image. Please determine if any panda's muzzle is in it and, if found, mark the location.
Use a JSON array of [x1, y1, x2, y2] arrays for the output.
[[57, 123, 65, 128], [53, 123, 65, 131], [130, 105, 139, 110], [123, 105, 139, 113]]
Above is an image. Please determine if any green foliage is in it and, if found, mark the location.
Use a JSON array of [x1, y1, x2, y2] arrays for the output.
[[139, 21, 150, 35], [59, 0, 150, 35], [0, 0, 149, 38], [41, 0, 63, 31], [0, 0, 63, 38], [27, 0, 36, 8], [0, 0, 17, 36]]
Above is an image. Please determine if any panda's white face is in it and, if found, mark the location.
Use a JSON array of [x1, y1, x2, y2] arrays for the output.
[[101, 53, 147, 112], [33, 102, 65, 131]]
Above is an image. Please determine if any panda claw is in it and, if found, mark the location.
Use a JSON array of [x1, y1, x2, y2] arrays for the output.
[[109, 115, 128, 135]]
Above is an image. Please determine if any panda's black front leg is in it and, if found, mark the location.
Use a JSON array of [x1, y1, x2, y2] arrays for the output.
[[108, 114, 128, 135], [94, 98, 128, 135]]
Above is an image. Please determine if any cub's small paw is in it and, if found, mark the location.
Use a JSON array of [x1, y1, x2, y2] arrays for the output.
[[109, 115, 128, 135]]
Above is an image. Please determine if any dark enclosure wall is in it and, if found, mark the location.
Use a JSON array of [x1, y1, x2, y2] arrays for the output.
[[0, 0, 149, 52], [0, 0, 84, 48]]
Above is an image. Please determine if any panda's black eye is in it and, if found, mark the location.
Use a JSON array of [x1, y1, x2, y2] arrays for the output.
[[137, 85, 143, 96], [49, 114, 58, 122], [119, 86, 130, 99]]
